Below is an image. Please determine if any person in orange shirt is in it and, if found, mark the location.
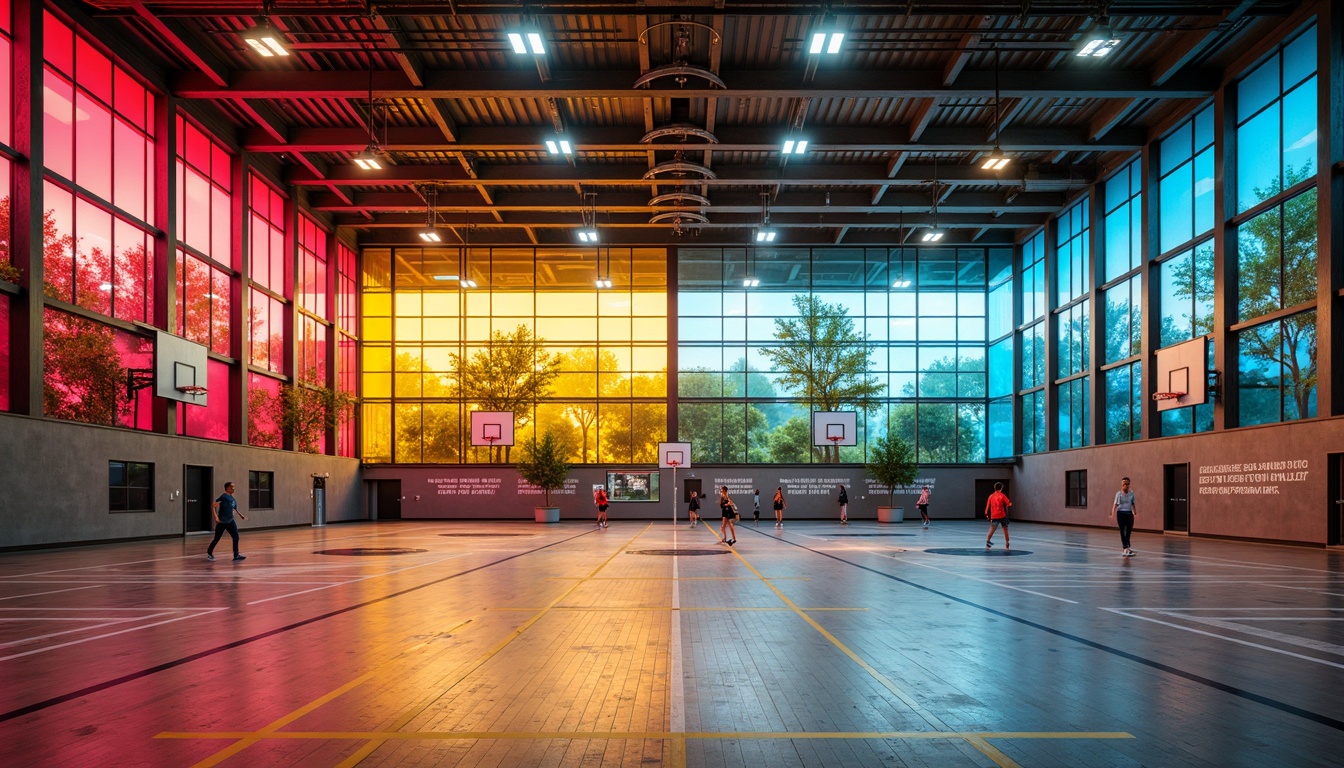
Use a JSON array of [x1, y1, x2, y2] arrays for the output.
[[984, 482, 1012, 550]]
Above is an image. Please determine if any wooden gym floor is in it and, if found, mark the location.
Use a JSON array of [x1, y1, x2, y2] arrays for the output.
[[0, 519, 1340, 767]]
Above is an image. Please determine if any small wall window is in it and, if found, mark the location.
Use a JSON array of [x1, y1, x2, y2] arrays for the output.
[[249, 470, 274, 509], [109, 461, 153, 512], [1065, 470, 1087, 508]]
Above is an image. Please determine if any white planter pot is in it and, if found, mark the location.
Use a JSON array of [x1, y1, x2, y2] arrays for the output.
[[877, 506, 904, 523], [534, 507, 560, 523]]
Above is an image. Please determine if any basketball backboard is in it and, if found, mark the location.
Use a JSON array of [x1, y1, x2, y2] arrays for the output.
[[658, 442, 692, 468], [470, 411, 515, 446], [812, 411, 858, 446], [155, 331, 209, 406], [1153, 336, 1208, 412]]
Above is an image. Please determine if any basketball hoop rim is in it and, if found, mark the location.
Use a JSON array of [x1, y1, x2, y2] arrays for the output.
[[175, 385, 208, 395], [1152, 391, 1185, 401]]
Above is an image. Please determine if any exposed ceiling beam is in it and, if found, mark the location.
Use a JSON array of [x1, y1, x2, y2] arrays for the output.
[[288, 161, 1095, 188], [175, 68, 1219, 101], [306, 188, 1068, 213], [338, 211, 1045, 230], [128, 1, 227, 87], [242, 125, 1146, 154]]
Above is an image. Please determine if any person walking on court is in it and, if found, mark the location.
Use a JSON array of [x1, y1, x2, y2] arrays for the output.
[[752, 489, 761, 524], [1111, 476, 1138, 557], [916, 485, 931, 527], [773, 487, 786, 528], [207, 481, 247, 562], [984, 482, 1012, 550], [718, 486, 737, 546], [687, 490, 701, 527], [837, 483, 849, 526], [594, 485, 609, 528]]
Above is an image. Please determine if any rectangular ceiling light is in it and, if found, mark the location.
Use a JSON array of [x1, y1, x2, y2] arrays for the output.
[[809, 32, 843, 55], [1077, 37, 1120, 57], [508, 33, 528, 54], [528, 33, 546, 55], [756, 230, 776, 243]]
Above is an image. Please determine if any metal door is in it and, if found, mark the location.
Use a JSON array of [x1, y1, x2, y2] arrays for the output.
[[1164, 463, 1189, 532], [683, 477, 702, 503], [184, 466, 213, 533], [377, 480, 402, 519]]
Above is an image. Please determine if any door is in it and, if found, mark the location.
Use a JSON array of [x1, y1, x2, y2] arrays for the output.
[[683, 477, 702, 504], [974, 479, 1008, 520], [184, 465, 213, 533], [377, 480, 402, 520], [1164, 463, 1189, 532], [1329, 453, 1344, 546]]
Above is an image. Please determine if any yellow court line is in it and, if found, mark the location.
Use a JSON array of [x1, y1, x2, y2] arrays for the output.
[[158, 729, 1136, 742], [333, 523, 655, 768], [171, 619, 473, 768], [704, 526, 1024, 768]]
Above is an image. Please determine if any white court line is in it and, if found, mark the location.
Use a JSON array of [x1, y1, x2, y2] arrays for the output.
[[887, 553, 1078, 604], [0, 586, 99, 601], [246, 553, 469, 605], [0, 608, 226, 662], [670, 527, 685, 736], [0, 606, 230, 611], [1207, 617, 1344, 621], [1004, 533, 1339, 576], [1152, 611, 1344, 656], [0, 527, 397, 580], [1101, 608, 1344, 670], [1264, 584, 1344, 599], [0, 614, 162, 648]]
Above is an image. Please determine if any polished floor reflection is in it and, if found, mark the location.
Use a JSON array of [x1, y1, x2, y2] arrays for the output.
[[0, 520, 1340, 767]]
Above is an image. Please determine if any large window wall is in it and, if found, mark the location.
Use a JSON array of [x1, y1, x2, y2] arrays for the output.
[[1232, 25, 1318, 427], [41, 11, 158, 430], [360, 246, 668, 464], [1053, 199, 1090, 449], [677, 246, 1002, 464], [0, 2, 13, 411]]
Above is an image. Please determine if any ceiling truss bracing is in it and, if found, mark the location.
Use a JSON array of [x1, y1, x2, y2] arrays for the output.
[[99, 0, 1300, 246]]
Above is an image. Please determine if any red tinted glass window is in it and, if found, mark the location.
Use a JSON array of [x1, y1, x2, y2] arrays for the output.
[[0, 6, 12, 146], [248, 371, 282, 448], [178, 358, 230, 441], [299, 315, 326, 383], [43, 308, 152, 430], [176, 116, 232, 265], [177, 250, 231, 356], [248, 174, 287, 293], [248, 287, 285, 375], [336, 242, 357, 334], [0, 295, 9, 411], [337, 335, 356, 456], [297, 213, 328, 319]]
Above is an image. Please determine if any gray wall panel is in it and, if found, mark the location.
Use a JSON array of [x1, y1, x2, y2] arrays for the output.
[[361, 464, 1011, 521], [0, 413, 362, 549], [1013, 417, 1344, 545]]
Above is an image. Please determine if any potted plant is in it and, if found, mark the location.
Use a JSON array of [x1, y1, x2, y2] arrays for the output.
[[516, 430, 570, 523], [867, 434, 918, 523]]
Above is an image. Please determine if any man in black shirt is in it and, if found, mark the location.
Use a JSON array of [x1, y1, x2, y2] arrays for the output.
[[207, 481, 248, 562]]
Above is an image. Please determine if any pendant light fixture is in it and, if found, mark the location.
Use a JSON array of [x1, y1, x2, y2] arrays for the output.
[[242, 1, 289, 57], [419, 186, 441, 242], [353, 62, 384, 170], [459, 218, 477, 289], [982, 45, 1011, 171], [923, 158, 945, 242]]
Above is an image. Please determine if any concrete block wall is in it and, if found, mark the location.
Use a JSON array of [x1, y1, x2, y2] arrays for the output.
[[0, 413, 362, 549]]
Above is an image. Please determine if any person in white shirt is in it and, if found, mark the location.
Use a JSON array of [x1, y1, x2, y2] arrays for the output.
[[1110, 477, 1137, 557]]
